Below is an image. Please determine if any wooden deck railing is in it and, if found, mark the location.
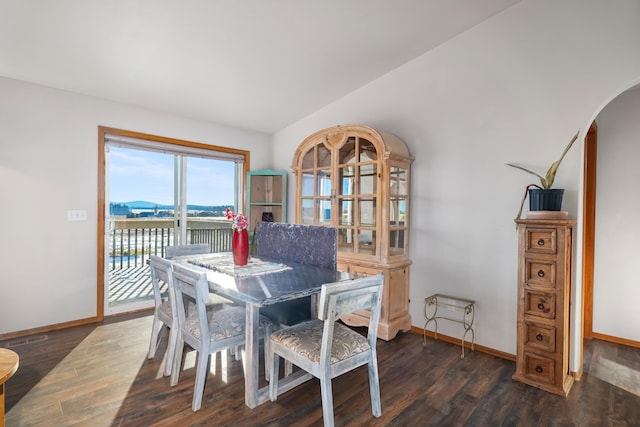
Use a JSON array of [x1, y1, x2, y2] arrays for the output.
[[108, 218, 234, 270]]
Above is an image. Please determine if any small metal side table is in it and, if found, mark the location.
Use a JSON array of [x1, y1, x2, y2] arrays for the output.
[[423, 294, 476, 358]]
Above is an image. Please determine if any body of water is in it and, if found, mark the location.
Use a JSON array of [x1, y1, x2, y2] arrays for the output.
[[109, 255, 141, 263]]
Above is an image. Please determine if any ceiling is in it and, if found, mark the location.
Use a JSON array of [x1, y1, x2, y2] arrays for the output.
[[0, 0, 520, 134]]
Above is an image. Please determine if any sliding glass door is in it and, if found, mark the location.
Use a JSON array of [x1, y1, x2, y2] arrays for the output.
[[101, 130, 247, 315]]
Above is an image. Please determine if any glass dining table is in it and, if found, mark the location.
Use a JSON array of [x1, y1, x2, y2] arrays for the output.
[[175, 252, 352, 408]]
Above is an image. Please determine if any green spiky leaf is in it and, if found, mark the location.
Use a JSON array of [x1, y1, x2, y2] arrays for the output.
[[506, 130, 579, 190], [505, 163, 549, 188]]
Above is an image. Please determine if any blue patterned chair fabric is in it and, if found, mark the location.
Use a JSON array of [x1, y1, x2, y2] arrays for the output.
[[270, 319, 370, 364], [182, 305, 272, 341], [256, 222, 337, 326], [255, 222, 337, 270]]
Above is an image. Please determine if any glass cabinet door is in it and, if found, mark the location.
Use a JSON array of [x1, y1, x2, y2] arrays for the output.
[[337, 136, 378, 256], [300, 142, 332, 225], [389, 166, 409, 256]]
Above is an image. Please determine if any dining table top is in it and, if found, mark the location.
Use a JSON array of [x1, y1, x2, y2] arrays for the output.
[[173, 251, 352, 408], [175, 252, 352, 306]]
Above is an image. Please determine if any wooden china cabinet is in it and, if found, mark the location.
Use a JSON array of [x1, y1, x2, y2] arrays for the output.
[[292, 124, 414, 340]]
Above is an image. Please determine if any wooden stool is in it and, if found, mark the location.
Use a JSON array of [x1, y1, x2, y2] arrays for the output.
[[0, 349, 19, 427]]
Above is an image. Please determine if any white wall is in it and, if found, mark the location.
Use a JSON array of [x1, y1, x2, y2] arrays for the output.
[[3, 0, 639, 357], [271, 0, 640, 355], [0, 77, 271, 335], [592, 87, 640, 342]]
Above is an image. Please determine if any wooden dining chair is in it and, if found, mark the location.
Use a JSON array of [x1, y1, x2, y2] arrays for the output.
[[165, 243, 240, 366], [268, 274, 384, 427], [147, 255, 181, 376], [148, 254, 233, 378], [164, 243, 210, 259], [165, 243, 233, 307], [170, 263, 274, 411]]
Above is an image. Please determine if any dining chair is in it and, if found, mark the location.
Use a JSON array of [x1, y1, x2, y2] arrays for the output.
[[148, 254, 233, 378], [166, 242, 243, 366], [170, 263, 274, 412], [268, 274, 384, 427], [256, 222, 337, 327], [164, 243, 210, 259], [165, 243, 233, 307], [147, 255, 181, 377]]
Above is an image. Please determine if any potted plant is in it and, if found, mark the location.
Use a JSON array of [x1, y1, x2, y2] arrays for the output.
[[507, 130, 579, 219]]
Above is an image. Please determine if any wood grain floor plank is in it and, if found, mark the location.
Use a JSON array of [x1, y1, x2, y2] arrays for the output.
[[2, 312, 639, 426]]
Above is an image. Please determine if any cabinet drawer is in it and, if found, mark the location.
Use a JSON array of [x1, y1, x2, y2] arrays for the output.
[[525, 228, 557, 254], [524, 291, 556, 319], [524, 259, 556, 288], [524, 322, 556, 353], [340, 264, 382, 319], [349, 264, 383, 278], [524, 352, 555, 385]]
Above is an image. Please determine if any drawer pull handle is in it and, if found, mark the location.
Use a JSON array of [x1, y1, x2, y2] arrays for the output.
[[535, 365, 543, 373], [537, 303, 545, 310], [537, 270, 545, 277], [536, 333, 544, 341], [537, 239, 545, 246]]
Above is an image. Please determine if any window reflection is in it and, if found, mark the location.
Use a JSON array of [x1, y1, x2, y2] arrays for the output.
[[318, 143, 331, 168], [339, 228, 354, 253], [360, 165, 376, 194], [301, 199, 313, 224], [359, 230, 376, 255], [318, 169, 331, 196], [359, 139, 377, 162], [359, 198, 375, 227], [338, 137, 357, 164], [318, 199, 332, 225], [389, 230, 405, 254], [301, 172, 314, 197], [340, 199, 353, 226]]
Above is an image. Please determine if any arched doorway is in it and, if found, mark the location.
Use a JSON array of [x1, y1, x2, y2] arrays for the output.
[[579, 84, 640, 374]]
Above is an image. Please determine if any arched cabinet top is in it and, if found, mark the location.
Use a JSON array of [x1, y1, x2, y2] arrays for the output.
[[291, 124, 413, 171]]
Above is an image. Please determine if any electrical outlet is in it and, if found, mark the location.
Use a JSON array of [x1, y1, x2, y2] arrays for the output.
[[67, 209, 87, 221]]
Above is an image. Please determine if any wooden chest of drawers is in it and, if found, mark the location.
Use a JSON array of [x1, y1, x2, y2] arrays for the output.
[[513, 219, 575, 396]]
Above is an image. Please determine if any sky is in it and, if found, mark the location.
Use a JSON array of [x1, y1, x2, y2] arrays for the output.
[[109, 146, 236, 206]]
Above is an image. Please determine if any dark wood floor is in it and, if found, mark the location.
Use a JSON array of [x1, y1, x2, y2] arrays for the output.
[[2, 312, 639, 427]]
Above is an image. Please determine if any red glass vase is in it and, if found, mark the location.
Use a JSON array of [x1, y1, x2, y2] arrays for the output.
[[232, 228, 249, 266]]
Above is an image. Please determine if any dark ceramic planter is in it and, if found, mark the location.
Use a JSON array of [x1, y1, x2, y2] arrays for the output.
[[529, 188, 564, 211]]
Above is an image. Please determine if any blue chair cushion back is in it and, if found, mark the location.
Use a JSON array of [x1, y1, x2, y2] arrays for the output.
[[255, 222, 337, 270], [256, 222, 338, 325]]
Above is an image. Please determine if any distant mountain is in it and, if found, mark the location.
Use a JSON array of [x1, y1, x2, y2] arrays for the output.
[[123, 200, 162, 209], [115, 201, 233, 211]]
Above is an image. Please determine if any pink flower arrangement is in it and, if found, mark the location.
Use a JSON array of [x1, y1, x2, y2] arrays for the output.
[[225, 208, 248, 231]]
